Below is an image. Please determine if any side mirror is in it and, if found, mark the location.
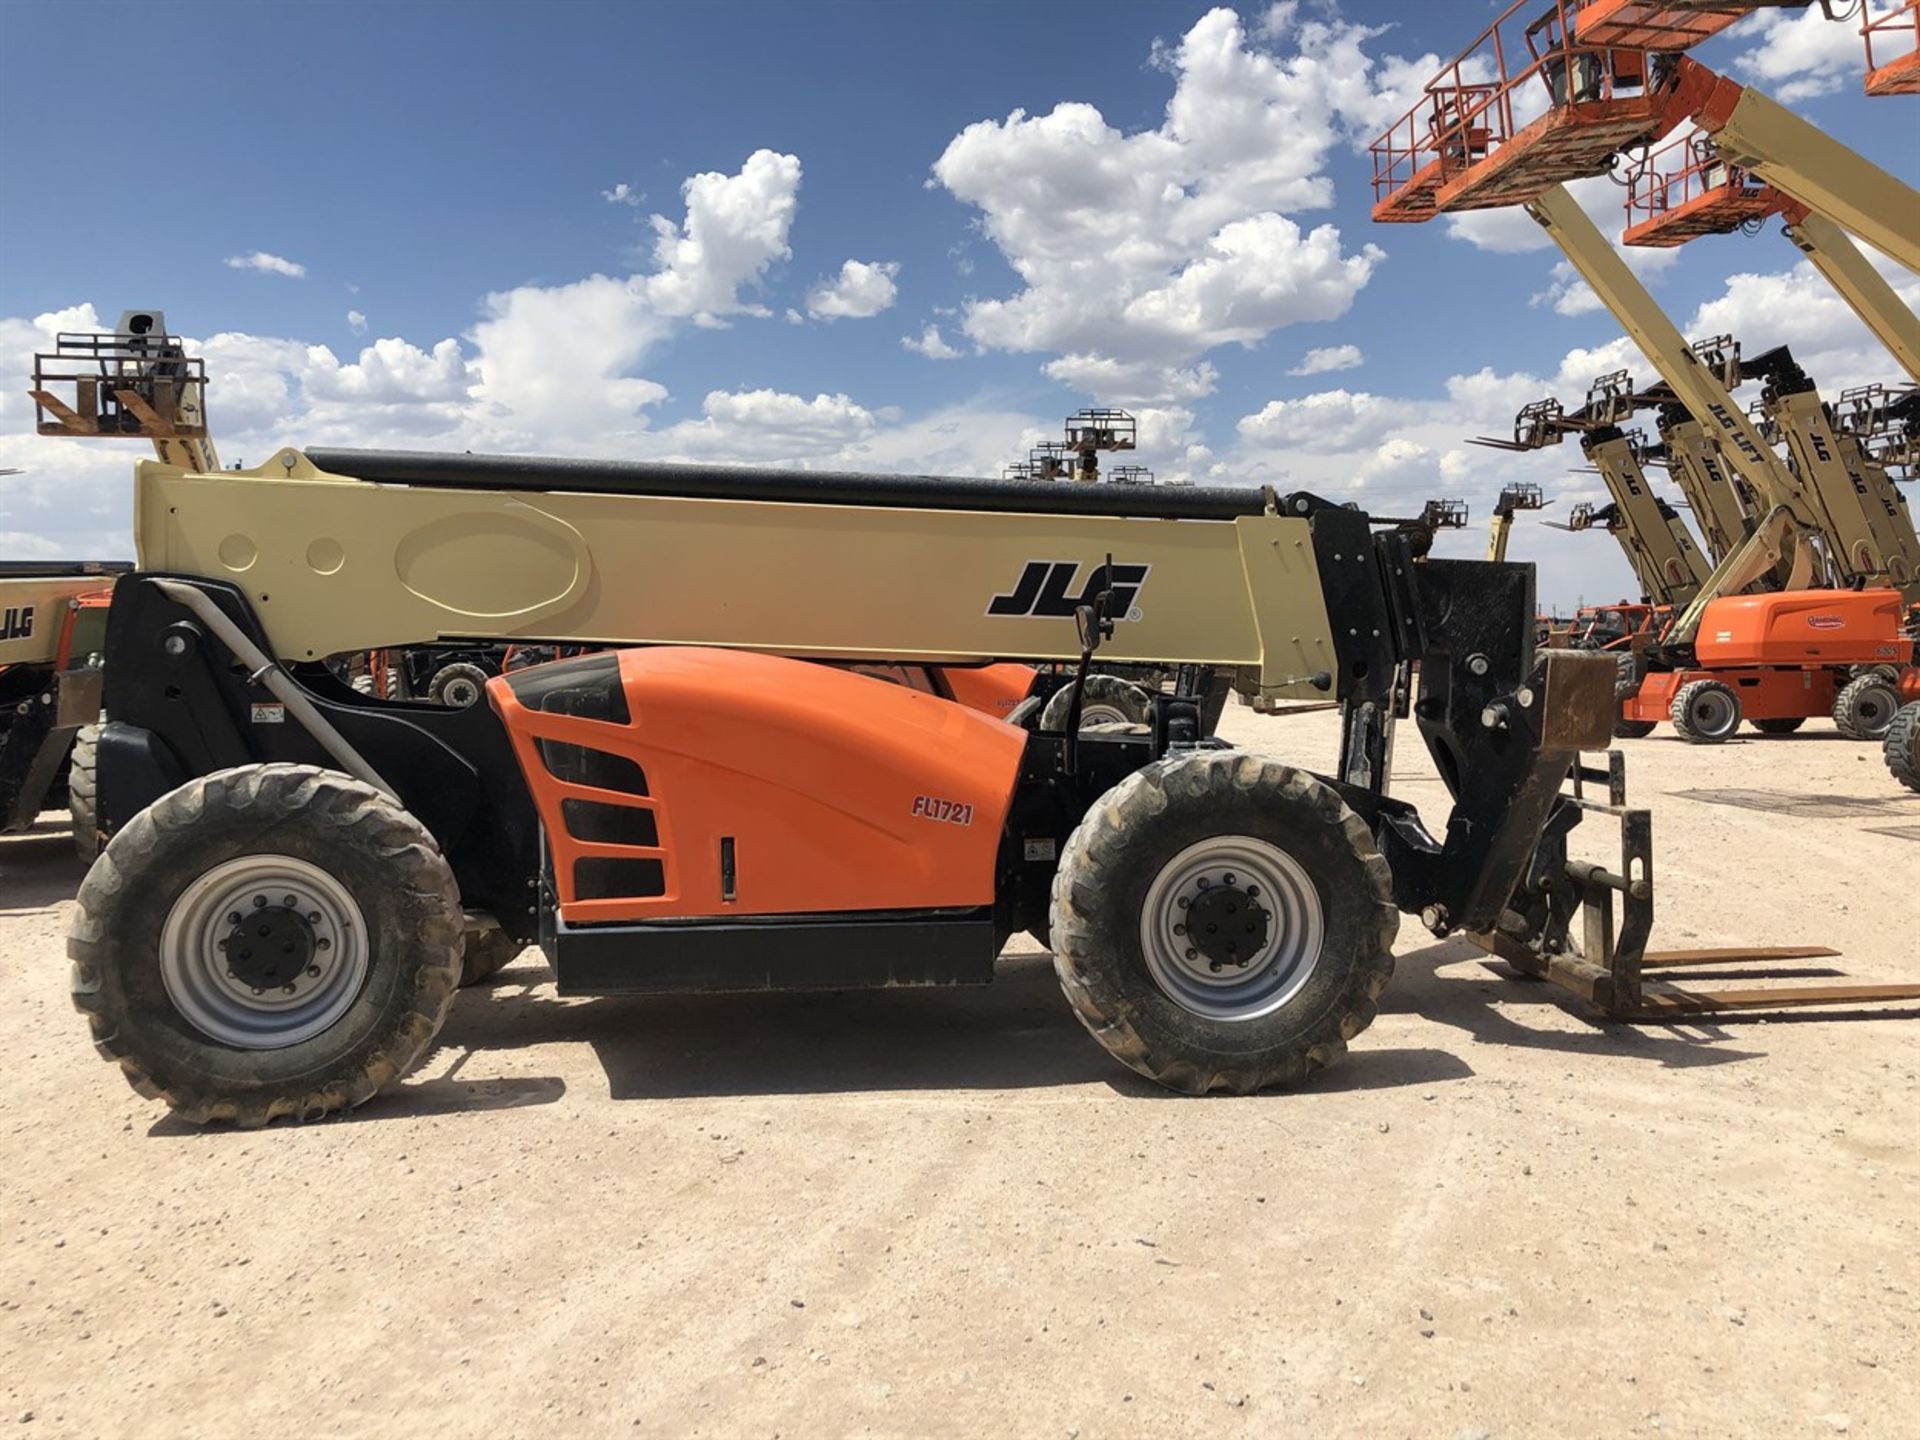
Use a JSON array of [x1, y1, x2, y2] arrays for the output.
[[1074, 603, 1098, 656]]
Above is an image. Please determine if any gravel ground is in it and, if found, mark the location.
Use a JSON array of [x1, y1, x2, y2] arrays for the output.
[[1, 706, 1915, 1438]]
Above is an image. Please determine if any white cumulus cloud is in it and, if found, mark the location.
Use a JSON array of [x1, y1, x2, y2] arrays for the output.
[[1288, 343, 1363, 376], [928, 6, 1418, 404], [902, 324, 963, 360], [346, 310, 367, 335], [642, 149, 801, 326], [805, 260, 901, 320]]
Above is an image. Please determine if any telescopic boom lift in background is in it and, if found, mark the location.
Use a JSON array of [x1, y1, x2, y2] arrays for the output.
[[1474, 387, 1710, 606], [1486, 482, 1549, 562], [1369, 0, 1920, 648], [1362, 0, 1920, 1009]]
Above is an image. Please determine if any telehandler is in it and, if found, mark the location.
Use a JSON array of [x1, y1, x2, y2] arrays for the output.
[[54, 414, 1920, 1128]]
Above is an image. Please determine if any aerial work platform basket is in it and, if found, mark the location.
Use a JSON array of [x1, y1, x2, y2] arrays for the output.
[[1863, 0, 1919, 95], [1622, 128, 1784, 244], [1370, 0, 1678, 221], [1568, 0, 1801, 50]]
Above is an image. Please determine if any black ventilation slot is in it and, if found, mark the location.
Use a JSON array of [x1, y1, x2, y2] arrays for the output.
[[574, 857, 666, 900], [538, 739, 649, 796], [561, 798, 659, 847], [508, 653, 630, 723]]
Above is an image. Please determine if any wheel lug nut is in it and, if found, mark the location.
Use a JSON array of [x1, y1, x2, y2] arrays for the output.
[[307, 912, 320, 925], [1197, 878, 1210, 889], [1223, 873, 1235, 885], [227, 911, 242, 925], [307, 965, 321, 977], [1184, 947, 1197, 961], [316, 938, 331, 951], [253, 895, 267, 908], [1246, 885, 1259, 897], [1208, 961, 1223, 973], [1176, 897, 1190, 910], [250, 987, 264, 996], [1173, 923, 1186, 936], [281, 984, 296, 995], [284, 895, 297, 907]]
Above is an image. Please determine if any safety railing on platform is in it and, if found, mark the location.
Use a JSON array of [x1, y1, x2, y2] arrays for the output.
[[1863, 0, 1919, 96], [1369, 0, 1671, 219]]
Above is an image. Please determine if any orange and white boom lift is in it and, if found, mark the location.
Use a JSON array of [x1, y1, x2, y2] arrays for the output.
[[1622, 129, 1920, 383], [1370, 1, 1918, 744], [1733, 341, 1920, 596], [1369, 0, 1919, 647]]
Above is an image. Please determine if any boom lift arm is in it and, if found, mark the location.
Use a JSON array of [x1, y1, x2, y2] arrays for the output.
[[1523, 185, 1833, 641]]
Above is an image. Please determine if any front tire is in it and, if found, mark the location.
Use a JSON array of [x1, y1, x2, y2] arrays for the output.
[[1670, 679, 1741, 744], [68, 764, 463, 1126], [1049, 753, 1396, 1094], [1834, 673, 1900, 741]]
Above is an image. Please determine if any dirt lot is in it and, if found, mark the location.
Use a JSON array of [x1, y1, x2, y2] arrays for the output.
[[1, 706, 1915, 1439]]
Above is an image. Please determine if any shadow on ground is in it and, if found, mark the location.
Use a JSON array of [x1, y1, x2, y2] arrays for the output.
[[0, 825, 85, 914]]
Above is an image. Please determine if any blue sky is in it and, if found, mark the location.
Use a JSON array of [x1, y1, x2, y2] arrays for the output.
[[1, 0, 1914, 607]]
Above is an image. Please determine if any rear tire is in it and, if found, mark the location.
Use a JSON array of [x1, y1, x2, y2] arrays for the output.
[[459, 919, 521, 986], [1039, 674, 1152, 732], [1887, 702, 1920, 794], [428, 661, 491, 709], [1833, 673, 1900, 741], [1049, 753, 1396, 1094], [1670, 679, 1741, 744], [68, 764, 463, 1126], [1749, 717, 1805, 735], [68, 724, 100, 863]]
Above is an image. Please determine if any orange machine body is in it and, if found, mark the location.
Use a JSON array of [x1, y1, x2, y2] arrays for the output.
[[489, 648, 1028, 926], [938, 663, 1039, 719], [1694, 590, 1908, 669], [1622, 666, 1842, 725]]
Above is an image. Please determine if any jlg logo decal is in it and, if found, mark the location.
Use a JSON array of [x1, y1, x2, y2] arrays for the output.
[[987, 561, 1150, 622], [1806, 614, 1845, 630], [912, 795, 974, 826], [0, 605, 35, 641]]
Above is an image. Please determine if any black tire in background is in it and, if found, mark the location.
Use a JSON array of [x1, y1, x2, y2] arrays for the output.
[[1670, 679, 1741, 744], [1749, 717, 1805, 735], [1886, 702, 1920, 794], [1833, 673, 1900, 741], [1049, 752, 1396, 1094], [68, 723, 100, 863], [1039, 673, 1153, 732], [460, 920, 522, 986], [68, 764, 463, 1126], [1612, 655, 1654, 738], [428, 661, 492, 709]]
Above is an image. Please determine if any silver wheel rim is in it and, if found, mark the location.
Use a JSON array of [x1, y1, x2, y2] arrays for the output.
[[1854, 687, 1894, 735], [1691, 689, 1736, 736], [441, 676, 481, 707], [1080, 702, 1131, 727], [159, 854, 369, 1049], [1139, 836, 1324, 1021]]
